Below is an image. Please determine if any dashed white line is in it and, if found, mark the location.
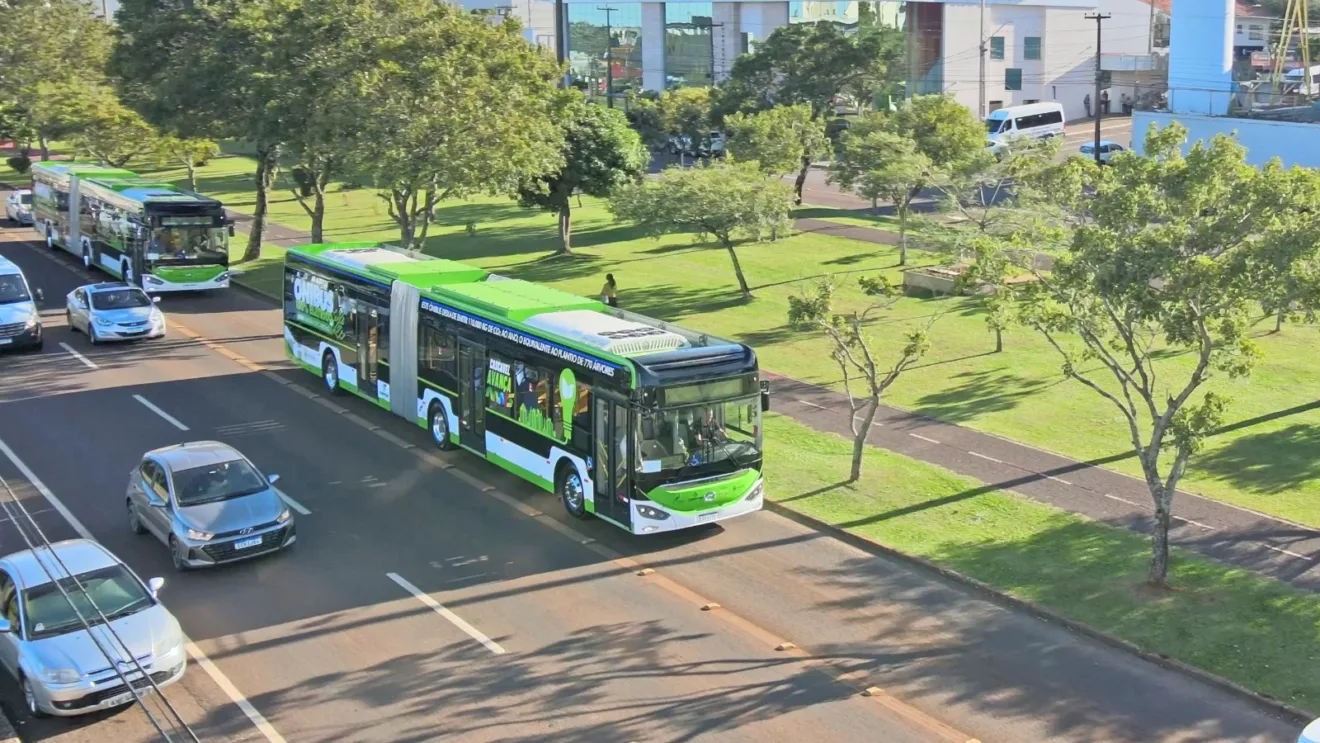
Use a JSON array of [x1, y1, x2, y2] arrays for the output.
[[132, 394, 190, 431], [273, 486, 311, 515], [387, 572, 506, 655], [795, 399, 830, 410], [909, 433, 940, 445], [58, 342, 98, 370], [1099, 492, 1143, 507], [967, 451, 1002, 463], [1046, 475, 1074, 486], [0, 436, 287, 743]]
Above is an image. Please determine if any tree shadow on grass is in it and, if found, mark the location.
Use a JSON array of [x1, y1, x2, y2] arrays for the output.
[[1194, 423, 1320, 495], [618, 283, 751, 322], [911, 368, 1052, 423]]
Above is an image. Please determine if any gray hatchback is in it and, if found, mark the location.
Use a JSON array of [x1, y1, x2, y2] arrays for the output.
[[126, 442, 296, 571]]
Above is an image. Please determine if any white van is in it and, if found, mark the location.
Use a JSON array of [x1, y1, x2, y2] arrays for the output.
[[985, 102, 1066, 148], [0, 255, 44, 351]]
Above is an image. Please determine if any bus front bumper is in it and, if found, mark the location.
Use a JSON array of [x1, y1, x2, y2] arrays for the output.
[[142, 272, 231, 293], [631, 479, 764, 534]]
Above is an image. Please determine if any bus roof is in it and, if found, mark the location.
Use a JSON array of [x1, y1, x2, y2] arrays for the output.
[[30, 162, 139, 180], [287, 242, 746, 366], [79, 176, 220, 207]]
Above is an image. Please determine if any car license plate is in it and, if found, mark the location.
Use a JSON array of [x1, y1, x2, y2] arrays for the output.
[[698, 511, 721, 521], [234, 536, 262, 550], [0, 338, 11, 345], [104, 687, 150, 707]]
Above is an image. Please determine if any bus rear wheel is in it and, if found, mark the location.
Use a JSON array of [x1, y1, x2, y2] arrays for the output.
[[428, 402, 455, 451], [558, 467, 588, 520], [321, 350, 341, 395]]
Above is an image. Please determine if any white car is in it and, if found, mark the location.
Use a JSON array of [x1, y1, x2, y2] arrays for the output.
[[0, 539, 186, 717], [1079, 140, 1127, 164], [4, 189, 33, 226], [1300, 717, 1320, 743], [65, 282, 166, 344]]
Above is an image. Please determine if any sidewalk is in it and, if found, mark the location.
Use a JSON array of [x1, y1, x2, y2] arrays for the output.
[[233, 211, 1320, 594]]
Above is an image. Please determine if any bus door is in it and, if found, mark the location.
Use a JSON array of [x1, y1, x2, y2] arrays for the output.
[[457, 338, 487, 453], [591, 396, 633, 529], [355, 307, 381, 400]]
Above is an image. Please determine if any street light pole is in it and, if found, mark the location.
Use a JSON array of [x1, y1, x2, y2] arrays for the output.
[[979, 0, 987, 119], [598, 6, 617, 108], [1086, 12, 1111, 166]]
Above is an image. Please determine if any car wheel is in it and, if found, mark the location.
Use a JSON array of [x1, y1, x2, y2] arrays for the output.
[[88, 323, 100, 345], [321, 350, 341, 395], [128, 500, 146, 535], [558, 467, 589, 520], [169, 537, 190, 572], [30, 339, 42, 352], [65, 309, 77, 333], [429, 402, 455, 451], [21, 676, 47, 718]]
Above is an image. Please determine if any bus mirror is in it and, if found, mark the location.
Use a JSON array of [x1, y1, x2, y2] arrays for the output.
[[759, 380, 770, 412], [228, 224, 236, 237]]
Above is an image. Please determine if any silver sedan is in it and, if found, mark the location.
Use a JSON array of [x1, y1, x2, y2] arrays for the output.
[[127, 441, 296, 571], [65, 282, 166, 344], [0, 539, 186, 717]]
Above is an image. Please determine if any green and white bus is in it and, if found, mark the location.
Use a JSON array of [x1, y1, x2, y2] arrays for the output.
[[282, 242, 769, 534], [31, 162, 234, 293]]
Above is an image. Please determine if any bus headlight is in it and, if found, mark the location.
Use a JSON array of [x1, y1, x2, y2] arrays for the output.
[[743, 482, 763, 503], [635, 504, 670, 521], [144, 275, 164, 286], [214, 272, 230, 283]]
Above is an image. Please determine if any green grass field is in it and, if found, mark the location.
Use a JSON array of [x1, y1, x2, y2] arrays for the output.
[[129, 151, 1320, 530], [764, 413, 1320, 714]]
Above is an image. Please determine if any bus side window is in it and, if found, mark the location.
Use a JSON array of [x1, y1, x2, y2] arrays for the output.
[[571, 384, 592, 449], [420, 325, 456, 390]]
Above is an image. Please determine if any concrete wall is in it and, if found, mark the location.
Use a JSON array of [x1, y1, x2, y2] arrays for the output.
[[1168, 0, 1234, 114], [641, 3, 668, 91], [1132, 109, 1320, 168]]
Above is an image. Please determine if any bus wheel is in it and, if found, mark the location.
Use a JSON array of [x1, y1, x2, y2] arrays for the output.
[[45, 224, 55, 250], [122, 261, 133, 286], [321, 350, 341, 395], [558, 466, 589, 520], [428, 402, 455, 451], [81, 242, 91, 268]]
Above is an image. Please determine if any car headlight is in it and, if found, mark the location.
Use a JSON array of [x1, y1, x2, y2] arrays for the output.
[[186, 528, 214, 541], [276, 508, 291, 524], [635, 504, 670, 521], [151, 310, 164, 324], [94, 316, 112, 326], [24, 314, 37, 329], [40, 667, 82, 684]]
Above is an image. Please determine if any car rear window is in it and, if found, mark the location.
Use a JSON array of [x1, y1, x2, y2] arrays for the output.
[[19, 193, 31, 205]]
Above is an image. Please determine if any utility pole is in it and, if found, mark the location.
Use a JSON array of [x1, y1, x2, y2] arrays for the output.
[[978, 0, 987, 119], [1086, 12, 1111, 166], [598, 6, 617, 108], [700, 18, 726, 85]]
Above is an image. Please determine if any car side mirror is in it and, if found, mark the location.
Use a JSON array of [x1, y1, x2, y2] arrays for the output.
[[0, 618, 10, 633], [152, 296, 161, 304], [267, 474, 281, 484], [34, 288, 44, 302], [760, 380, 771, 412], [147, 577, 165, 597], [147, 493, 167, 508]]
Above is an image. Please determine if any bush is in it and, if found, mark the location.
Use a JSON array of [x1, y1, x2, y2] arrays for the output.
[[6, 155, 31, 174]]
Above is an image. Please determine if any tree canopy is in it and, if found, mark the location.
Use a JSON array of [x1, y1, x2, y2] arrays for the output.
[[724, 104, 828, 177]]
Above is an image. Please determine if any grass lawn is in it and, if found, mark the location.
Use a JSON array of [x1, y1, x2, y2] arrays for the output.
[[763, 413, 1320, 714], [137, 152, 1320, 531]]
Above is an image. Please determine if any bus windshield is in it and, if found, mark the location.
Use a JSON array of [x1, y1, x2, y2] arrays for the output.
[[636, 396, 762, 473], [149, 226, 227, 263]]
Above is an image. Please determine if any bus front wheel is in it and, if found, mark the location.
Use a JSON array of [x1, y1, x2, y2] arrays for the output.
[[428, 402, 455, 451], [558, 466, 589, 520], [321, 350, 341, 395]]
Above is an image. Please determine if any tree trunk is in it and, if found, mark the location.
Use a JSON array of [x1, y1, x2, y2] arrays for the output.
[[557, 201, 574, 255], [244, 144, 279, 262], [792, 154, 810, 206], [898, 206, 908, 266], [1274, 306, 1285, 333], [310, 189, 326, 244], [1148, 497, 1172, 586], [849, 397, 882, 482], [415, 189, 437, 248], [38, 134, 50, 161], [185, 161, 198, 192], [723, 242, 753, 299], [994, 325, 1003, 353]]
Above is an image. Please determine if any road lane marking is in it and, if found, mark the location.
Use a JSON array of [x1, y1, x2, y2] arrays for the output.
[[58, 341, 98, 370], [967, 451, 1002, 463], [387, 572, 506, 655], [795, 399, 830, 410], [1046, 475, 1074, 486], [273, 486, 311, 515], [133, 394, 190, 431], [909, 433, 940, 444], [0, 435, 288, 743]]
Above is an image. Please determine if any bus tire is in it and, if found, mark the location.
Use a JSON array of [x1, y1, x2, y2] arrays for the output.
[[321, 350, 341, 395], [121, 260, 133, 286], [44, 223, 55, 249], [428, 401, 455, 451], [557, 464, 589, 520], [81, 241, 91, 268]]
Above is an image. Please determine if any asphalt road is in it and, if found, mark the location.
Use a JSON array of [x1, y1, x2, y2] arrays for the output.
[[0, 216, 1306, 743]]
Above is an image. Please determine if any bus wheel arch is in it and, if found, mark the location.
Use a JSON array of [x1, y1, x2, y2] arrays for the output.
[[428, 399, 455, 450], [556, 461, 589, 520]]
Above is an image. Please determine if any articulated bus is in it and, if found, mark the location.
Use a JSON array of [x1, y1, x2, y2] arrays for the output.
[[31, 162, 234, 293], [282, 242, 769, 534]]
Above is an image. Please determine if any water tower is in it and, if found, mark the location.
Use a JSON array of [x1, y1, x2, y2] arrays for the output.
[[1167, 0, 1234, 114]]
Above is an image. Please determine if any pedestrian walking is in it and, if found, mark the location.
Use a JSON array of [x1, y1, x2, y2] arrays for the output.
[[1121, 92, 1132, 115], [1100, 90, 1110, 114], [1083, 93, 1092, 118], [600, 273, 618, 308]]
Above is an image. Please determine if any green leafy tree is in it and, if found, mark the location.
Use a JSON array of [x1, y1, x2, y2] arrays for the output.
[[788, 275, 933, 481], [1247, 165, 1320, 332], [659, 87, 712, 162], [31, 81, 161, 167], [518, 98, 649, 255], [610, 160, 794, 300], [156, 136, 220, 192], [889, 95, 988, 177], [718, 22, 905, 202], [829, 125, 936, 266], [724, 103, 828, 177], [1004, 123, 1319, 587]]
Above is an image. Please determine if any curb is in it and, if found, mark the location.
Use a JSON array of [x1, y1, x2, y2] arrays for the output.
[[762, 498, 1316, 727]]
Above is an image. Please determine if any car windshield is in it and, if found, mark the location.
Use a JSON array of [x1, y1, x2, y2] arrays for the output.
[[637, 396, 762, 473], [18, 193, 31, 205], [171, 458, 267, 505], [150, 226, 226, 262], [90, 288, 151, 310], [986, 118, 1007, 134], [0, 274, 31, 305], [22, 564, 153, 641]]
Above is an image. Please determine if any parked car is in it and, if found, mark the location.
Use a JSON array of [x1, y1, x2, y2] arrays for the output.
[[4, 189, 33, 226], [0, 255, 43, 352], [1079, 140, 1127, 164], [666, 135, 693, 156], [1300, 717, 1320, 743], [707, 131, 726, 158], [65, 282, 165, 344], [0, 539, 186, 717], [127, 441, 296, 571]]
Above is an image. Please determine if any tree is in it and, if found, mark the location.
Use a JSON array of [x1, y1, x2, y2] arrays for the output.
[[889, 95, 988, 177], [344, 4, 569, 250], [724, 103, 829, 177], [625, 91, 668, 152], [31, 81, 162, 167], [659, 87, 712, 163], [610, 160, 794, 300], [1002, 123, 1320, 587], [1248, 165, 1320, 332], [518, 99, 649, 255], [788, 275, 932, 481], [718, 22, 905, 202], [156, 136, 220, 192], [829, 124, 936, 266]]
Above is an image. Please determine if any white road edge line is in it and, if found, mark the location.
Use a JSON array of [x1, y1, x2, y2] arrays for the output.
[[132, 394, 190, 431], [0, 436, 287, 743], [387, 572, 506, 655], [1046, 475, 1074, 486], [967, 451, 1002, 463], [58, 342, 98, 370], [273, 487, 311, 516], [909, 433, 940, 445], [795, 399, 830, 411]]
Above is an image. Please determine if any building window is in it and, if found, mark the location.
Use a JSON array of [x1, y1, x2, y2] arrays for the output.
[[1024, 37, 1041, 60], [988, 100, 1003, 113], [1005, 68, 1022, 91], [566, 4, 644, 104], [990, 36, 1005, 60], [666, 3, 715, 88], [1024, 99, 1039, 104], [1248, 24, 1264, 41]]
